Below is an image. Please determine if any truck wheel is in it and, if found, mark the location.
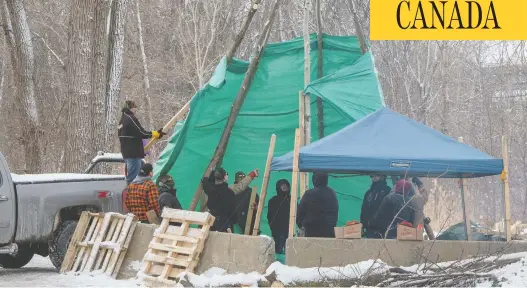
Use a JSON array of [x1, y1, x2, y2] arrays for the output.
[[49, 220, 77, 269], [0, 246, 34, 268]]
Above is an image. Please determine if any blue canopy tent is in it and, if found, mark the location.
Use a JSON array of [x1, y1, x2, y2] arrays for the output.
[[271, 107, 504, 178], [271, 107, 505, 241]]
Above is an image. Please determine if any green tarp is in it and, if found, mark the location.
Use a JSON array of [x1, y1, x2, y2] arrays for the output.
[[153, 33, 384, 236]]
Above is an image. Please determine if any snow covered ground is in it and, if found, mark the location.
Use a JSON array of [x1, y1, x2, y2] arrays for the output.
[[2, 253, 527, 287]]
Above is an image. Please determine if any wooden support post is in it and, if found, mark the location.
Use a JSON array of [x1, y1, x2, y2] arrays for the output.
[[502, 135, 512, 242], [245, 186, 258, 235], [346, 0, 368, 54], [315, 0, 324, 139], [144, 0, 261, 153], [189, 0, 283, 211], [302, 0, 312, 146], [298, 91, 307, 197], [458, 136, 472, 241], [289, 129, 301, 238], [253, 134, 276, 236]]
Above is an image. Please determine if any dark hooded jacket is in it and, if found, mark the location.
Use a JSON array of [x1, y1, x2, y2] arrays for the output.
[[201, 172, 237, 232], [296, 173, 339, 238], [118, 108, 152, 159], [234, 184, 260, 233], [267, 179, 291, 236], [158, 183, 182, 212], [371, 187, 415, 238], [360, 179, 391, 231]]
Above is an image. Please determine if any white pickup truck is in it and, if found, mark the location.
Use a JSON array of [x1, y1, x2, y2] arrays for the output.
[[0, 152, 128, 269]]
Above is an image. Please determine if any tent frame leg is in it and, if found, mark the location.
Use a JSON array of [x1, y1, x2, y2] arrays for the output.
[[289, 129, 301, 238]]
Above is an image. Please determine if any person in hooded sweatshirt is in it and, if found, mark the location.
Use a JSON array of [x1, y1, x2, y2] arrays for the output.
[[296, 172, 339, 238], [118, 100, 165, 184], [125, 163, 161, 223], [157, 174, 182, 212], [371, 179, 416, 239], [233, 171, 260, 233], [267, 179, 291, 253], [360, 175, 391, 238], [201, 168, 237, 232]]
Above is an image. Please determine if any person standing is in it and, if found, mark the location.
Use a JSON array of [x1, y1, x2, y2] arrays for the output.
[[233, 171, 260, 233], [267, 179, 291, 253], [125, 163, 161, 223], [118, 100, 165, 184], [296, 172, 339, 238], [201, 168, 237, 232], [157, 174, 182, 212], [361, 175, 391, 238]]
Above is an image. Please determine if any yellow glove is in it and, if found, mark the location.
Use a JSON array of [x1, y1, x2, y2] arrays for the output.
[[152, 131, 160, 139]]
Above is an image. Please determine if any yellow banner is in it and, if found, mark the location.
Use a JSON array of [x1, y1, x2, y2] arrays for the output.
[[370, 0, 527, 40]]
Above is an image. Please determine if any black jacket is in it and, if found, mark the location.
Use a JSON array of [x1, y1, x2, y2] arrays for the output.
[[267, 179, 291, 236], [371, 191, 415, 238], [297, 173, 339, 238], [118, 108, 152, 159], [360, 180, 391, 231], [234, 186, 260, 233], [202, 176, 237, 232], [158, 184, 182, 212]]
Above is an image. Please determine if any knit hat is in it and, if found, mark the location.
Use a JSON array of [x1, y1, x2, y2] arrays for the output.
[[312, 172, 329, 187], [394, 179, 413, 195], [158, 174, 175, 187], [235, 171, 246, 182], [139, 163, 153, 176]]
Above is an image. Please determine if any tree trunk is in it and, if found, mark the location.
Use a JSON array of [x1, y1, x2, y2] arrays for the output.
[[135, 0, 153, 129], [5, 0, 42, 173], [104, 0, 129, 149], [64, 0, 96, 172], [226, 0, 261, 63], [92, 0, 109, 165], [347, 0, 368, 54], [189, 0, 283, 211], [302, 0, 311, 146]]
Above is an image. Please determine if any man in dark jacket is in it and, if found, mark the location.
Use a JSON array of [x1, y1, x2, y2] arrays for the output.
[[297, 172, 339, 238], [157, 174, 182, 213], [201, 168, 237, 232], [371, 179, 416, 239], [267, 179, 291, 253], [118, 100, 165, 184], [233, 171, 260, 233], [361, 175, 391, 238]]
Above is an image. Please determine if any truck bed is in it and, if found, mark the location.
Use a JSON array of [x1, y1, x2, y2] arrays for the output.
[[11, 173, 124, 184]]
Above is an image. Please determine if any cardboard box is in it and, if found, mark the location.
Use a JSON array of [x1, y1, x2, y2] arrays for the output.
[[334, 223, 362, 239], [397, 224, 424, 241]]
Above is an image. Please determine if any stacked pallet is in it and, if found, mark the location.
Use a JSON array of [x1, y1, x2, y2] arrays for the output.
[[140, 208, 215, 286], [60, 211, 137, 278]]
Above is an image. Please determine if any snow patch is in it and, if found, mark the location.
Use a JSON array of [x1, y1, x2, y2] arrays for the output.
[[91, 153, 123, 163], [182, 269, 264, 287], [266, 260, 389, 285]]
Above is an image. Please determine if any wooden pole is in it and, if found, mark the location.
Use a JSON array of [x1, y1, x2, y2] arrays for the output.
[[298, 91, 307, 197], [245, 186, 258, 235], [458, 137, 472, 241], [346, 0, 368, 54], [302, 0, 312, 146], [315, 0, 324, 139], [289, 129, 301, 238], [302, 0, 312, 195], [144, 0, 261, 153], [189, 0, 283, 211], [144, 101, 190, 151], [502, 135, 512, 242], [253, 134, 277, 236]]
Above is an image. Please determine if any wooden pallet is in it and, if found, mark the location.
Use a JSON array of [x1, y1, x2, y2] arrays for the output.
[[140, 208, 215, 285], [60, 211, 138, 278]]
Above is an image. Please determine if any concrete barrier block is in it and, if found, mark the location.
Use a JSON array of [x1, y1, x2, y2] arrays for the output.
[[117, 223, 275, 279], [286, 238, 527, 268]]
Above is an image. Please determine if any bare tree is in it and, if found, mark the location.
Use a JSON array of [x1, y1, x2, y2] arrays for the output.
[[5, 0, 41, 173]]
